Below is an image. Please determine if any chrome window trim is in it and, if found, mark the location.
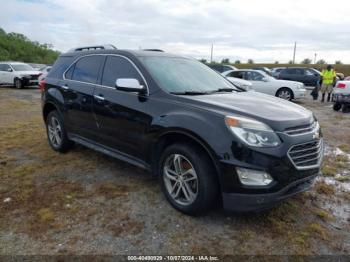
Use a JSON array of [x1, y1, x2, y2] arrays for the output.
[[279, 121, 320, 137], [62, 53, 149, 95], [287, 139, 324, 170]]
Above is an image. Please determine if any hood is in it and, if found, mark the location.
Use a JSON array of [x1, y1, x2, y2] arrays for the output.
[[272, 78, 304, 87], [16, 71, 41, 75], [179, 91, 313, 131]]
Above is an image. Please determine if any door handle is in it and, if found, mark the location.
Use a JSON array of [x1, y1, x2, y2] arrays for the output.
[[94, 95, 105, 101], [61, 85, 69, 90]]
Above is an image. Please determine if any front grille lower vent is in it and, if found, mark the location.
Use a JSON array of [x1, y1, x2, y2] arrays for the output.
[[288, 139, 323, 169]]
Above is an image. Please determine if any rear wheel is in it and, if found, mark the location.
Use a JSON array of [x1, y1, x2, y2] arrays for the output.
[[276, 87, 293, 101], [46, 110, 73, 152], [14, 78, 23, 89], [333, 103, 342, 111], [159, 143, 219, 216]]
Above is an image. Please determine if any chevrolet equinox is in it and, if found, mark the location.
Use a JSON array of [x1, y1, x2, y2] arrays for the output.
[[41, 45, 323, 215]]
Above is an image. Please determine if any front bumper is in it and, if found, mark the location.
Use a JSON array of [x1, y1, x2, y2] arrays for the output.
[[293, 89, 307, 99], [222, 173, 318, 212], [21, 76, 39, 86]]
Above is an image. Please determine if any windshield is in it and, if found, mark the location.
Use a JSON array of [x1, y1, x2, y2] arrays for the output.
[[140, 56, 238, 94], [11, 64, 34, 71]]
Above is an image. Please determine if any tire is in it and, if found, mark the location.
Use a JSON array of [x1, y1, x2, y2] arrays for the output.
[[14, 78, 23, 89], [159, 143, 219, 216], [342, 105, 349, 113], [333, 103, 342, 111], [45, 110, 73, 153], [276, 87, 293, 101]]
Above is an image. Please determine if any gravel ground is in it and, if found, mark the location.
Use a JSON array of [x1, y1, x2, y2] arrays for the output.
[[0, 86, 349, 255]]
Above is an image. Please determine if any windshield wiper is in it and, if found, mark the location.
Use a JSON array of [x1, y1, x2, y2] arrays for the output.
[[209, 88, 235, 93], [170, 91, 210, 95]]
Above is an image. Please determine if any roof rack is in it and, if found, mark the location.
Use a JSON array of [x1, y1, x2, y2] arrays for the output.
[[142, 49, 164, 52], [68, 44, 117, 52]]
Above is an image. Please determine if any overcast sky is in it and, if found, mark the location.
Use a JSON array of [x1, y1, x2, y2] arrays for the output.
[[1, 0, 350, 63]]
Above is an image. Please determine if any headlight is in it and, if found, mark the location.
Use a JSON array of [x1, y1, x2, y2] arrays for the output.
[[225, 116, 281, 147]]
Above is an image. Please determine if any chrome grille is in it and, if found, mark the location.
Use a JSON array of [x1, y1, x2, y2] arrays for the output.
[[288, 139, 323, 170], [284, 121, 318, 136]]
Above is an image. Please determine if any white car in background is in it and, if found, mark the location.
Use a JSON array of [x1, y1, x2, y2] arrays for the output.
[[333, 81, 350, 112], [0, 62, 41, 88], [38, 66, 52, 82], [223, 75, 252, 91], [222, 69, 306, 101]]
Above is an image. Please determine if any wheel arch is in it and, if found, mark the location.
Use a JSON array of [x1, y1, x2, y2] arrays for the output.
[[43, 102, 59, 122], [150, 129, 221, 180], [275, 86, 294, 100]]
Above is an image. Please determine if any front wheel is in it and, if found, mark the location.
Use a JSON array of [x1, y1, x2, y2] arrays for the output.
[[276, 88, 293, 101], [14, 78, 23, 89], [159, 143, 219, 216]]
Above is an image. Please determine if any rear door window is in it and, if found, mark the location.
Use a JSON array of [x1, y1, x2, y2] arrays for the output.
[[101, 56, 143, 88], [71, 55, 104, 84], [227, 71, 244, 79], [0, 64, 11, 71]]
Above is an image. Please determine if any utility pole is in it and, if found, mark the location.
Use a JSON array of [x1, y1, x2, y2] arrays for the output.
[[314, 53, 317, 64], [292, 42, 297, 64], [210, 43, 213, 63]]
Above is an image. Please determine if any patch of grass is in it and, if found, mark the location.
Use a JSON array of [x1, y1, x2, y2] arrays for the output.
[[306, 223, 328, 240], [335, 155, 349, 163], [316, 181, 335, 195], [321, 165, 338, 177], [37, 208, 55, 222], [338, 144, 350, 153], [313, 208, 334, 221], [335, 176, 350, 182], [96, 182, 131, 198]]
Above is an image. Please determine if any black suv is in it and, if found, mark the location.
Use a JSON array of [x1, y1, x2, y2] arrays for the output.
[[41, 45, 323, 215], [278, 67, 321, 86]]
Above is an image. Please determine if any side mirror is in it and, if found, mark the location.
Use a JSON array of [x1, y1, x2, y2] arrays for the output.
[[7, 68, 13, 72], [115, 78, 146, 93]]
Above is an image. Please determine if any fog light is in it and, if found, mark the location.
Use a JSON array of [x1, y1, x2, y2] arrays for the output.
[[236, 167, 273, 186]]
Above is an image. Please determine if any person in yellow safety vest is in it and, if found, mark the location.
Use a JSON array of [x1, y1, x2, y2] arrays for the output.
[[320, 65, 337, 102]]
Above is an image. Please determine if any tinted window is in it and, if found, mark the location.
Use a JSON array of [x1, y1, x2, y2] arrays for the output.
[[71, 56, 104, 84], [209, 64, 222, 72], [245, 71, 264, 81], [227, 71, 244, 79], [102, 56, 143, 87], [65, 64, 75, 79], [49, 56, 74, 79], [0, 64, 11, 71]]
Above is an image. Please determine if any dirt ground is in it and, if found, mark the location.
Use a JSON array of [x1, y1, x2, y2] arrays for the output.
[[0, 87, 349, 256]]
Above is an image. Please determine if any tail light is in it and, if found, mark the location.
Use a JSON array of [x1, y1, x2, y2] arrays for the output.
[[39, 79, 46, 92], [337, 83, 346, 89]]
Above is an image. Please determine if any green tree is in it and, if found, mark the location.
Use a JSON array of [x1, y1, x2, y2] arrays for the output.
[[274, 61, 279, 64], [316, 59, 326, 64], [0, 27, 60, 64], [301, 58, 312, 64], [221, 58, 230, 64], [335, 60, 342, 65], [247, 59, 254, 64], [288, 60, 293, 64], [199, 58, 207, 63], [234, 60, 241, 64]]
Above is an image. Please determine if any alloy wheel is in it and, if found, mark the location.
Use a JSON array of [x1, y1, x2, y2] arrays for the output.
[[163, 154, 198, 206], [48, 116, 63, 147], [278, 90, 291, 100]]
